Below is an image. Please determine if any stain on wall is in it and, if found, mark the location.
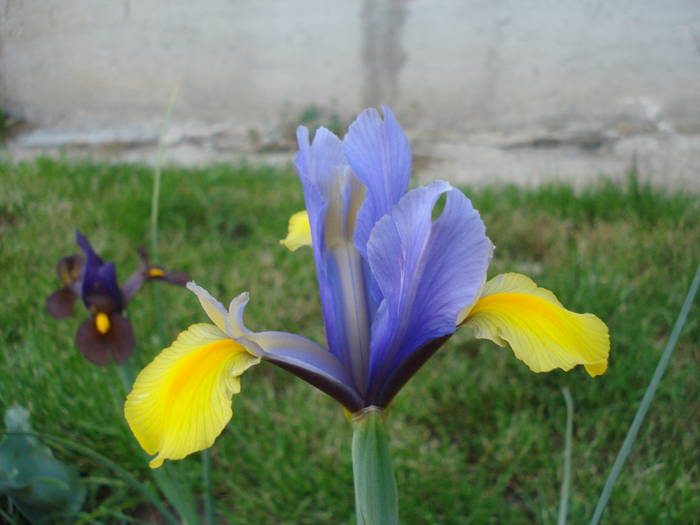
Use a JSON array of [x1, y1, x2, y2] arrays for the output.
[[360, 0, 409, 108]]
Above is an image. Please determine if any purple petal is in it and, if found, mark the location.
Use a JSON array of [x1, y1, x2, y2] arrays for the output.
[[123, 246, 189, 301], [243, 331, 363, 412], [225, 292, 363, 411], [343, 106, 411, 261], [365, 182, 492, 399], [294, 127, 371, 392], [122, 270, 145, 302], [76, 231, 124, 311]]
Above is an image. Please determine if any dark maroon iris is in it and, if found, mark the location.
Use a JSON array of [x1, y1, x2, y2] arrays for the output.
[[47, 231, 190, 366]]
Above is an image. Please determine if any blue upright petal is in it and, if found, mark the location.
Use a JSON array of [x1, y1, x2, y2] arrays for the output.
[[365, 182, 492, 398], [294, 128, 371, 393], [343, 106, 411, 261], [76, 231, 124, 311]]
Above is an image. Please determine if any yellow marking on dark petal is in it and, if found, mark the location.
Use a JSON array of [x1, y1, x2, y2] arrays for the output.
[[149, 268, 166, 278], [95, 312, 111, 334]]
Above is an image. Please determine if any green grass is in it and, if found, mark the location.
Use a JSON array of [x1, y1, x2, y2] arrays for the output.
[[1, 158, 698, 524]]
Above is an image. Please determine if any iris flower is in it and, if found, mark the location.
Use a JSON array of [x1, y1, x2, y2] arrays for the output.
[[47, 232, 189, 366], [125, 107, 609, 469]]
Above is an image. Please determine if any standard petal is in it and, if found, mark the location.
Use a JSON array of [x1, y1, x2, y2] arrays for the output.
[[280, 210, 312, 251], [365, 182, 492, 402], [343, 106, 411, 260], [463, 273, 610, 377], [294, 126, 372, 391], [75, 313, 135, 366], [124, 323, 260, 468], [186, 281, 227, 332], [76, 231, 124, 311]]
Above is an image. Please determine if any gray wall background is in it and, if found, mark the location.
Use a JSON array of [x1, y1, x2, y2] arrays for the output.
[[2, 0, 699, 186]]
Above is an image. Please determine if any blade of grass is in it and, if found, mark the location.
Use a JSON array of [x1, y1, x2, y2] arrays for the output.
[[149, 84, 179, 267], [202, 448, 214, 525], [152, 464, 199, 525], [149, 84, 179, 345], [0, 505, 20, 525], [0, 431, 179, 525], [589, 264, 700, 525], [558, 387, 574, 525]]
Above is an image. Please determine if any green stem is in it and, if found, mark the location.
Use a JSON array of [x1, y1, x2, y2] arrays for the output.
[[114, 360, 135, 393], [202, 448, 214, 525], [557, 387, 574, 525], [589, 264, 700, 525], [351, 407, 399, 525]]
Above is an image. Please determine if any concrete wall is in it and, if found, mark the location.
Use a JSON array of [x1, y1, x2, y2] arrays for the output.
[[3, 0, 699, 131], [1, 1, 699, 186]]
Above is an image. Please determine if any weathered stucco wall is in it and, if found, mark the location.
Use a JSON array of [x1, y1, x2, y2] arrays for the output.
[[1, 0, 699, 186]]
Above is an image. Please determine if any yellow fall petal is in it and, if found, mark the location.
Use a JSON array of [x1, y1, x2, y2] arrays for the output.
[[280, 210, 312, 251], [124, 323, 260, 468], [462, 273, 609, 377]]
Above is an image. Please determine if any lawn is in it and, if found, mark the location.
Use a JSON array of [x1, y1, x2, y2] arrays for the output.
[[1, 158, 698, 524]]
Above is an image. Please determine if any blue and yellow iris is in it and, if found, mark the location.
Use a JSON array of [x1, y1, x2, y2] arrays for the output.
[[125, 107, 610, 468]]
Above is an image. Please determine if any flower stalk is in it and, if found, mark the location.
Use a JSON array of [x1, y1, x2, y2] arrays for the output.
[[351, 407, 399, 525]]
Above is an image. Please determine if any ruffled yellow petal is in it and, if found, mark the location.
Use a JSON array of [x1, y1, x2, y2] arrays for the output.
[[462, 273, 609, 377], [124, 323, 260, 468], [280, 210, 312, 251]]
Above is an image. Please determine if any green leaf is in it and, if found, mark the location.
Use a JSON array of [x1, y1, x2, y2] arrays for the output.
[[0, 405, 86, 523]]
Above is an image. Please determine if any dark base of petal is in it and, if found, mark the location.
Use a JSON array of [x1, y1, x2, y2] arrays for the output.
[[76, 314, 135, 366], [366, 334, 451, 408]]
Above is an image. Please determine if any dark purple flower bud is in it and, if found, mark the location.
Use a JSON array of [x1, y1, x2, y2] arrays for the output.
[[49, 232, 188, 367]]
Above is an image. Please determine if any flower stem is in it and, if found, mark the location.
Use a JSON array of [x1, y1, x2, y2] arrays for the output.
[[202, 448, 214, 525], [351, 407, 399, 525], [557, 387, 574, 525], [114, 359, 135, 393]]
